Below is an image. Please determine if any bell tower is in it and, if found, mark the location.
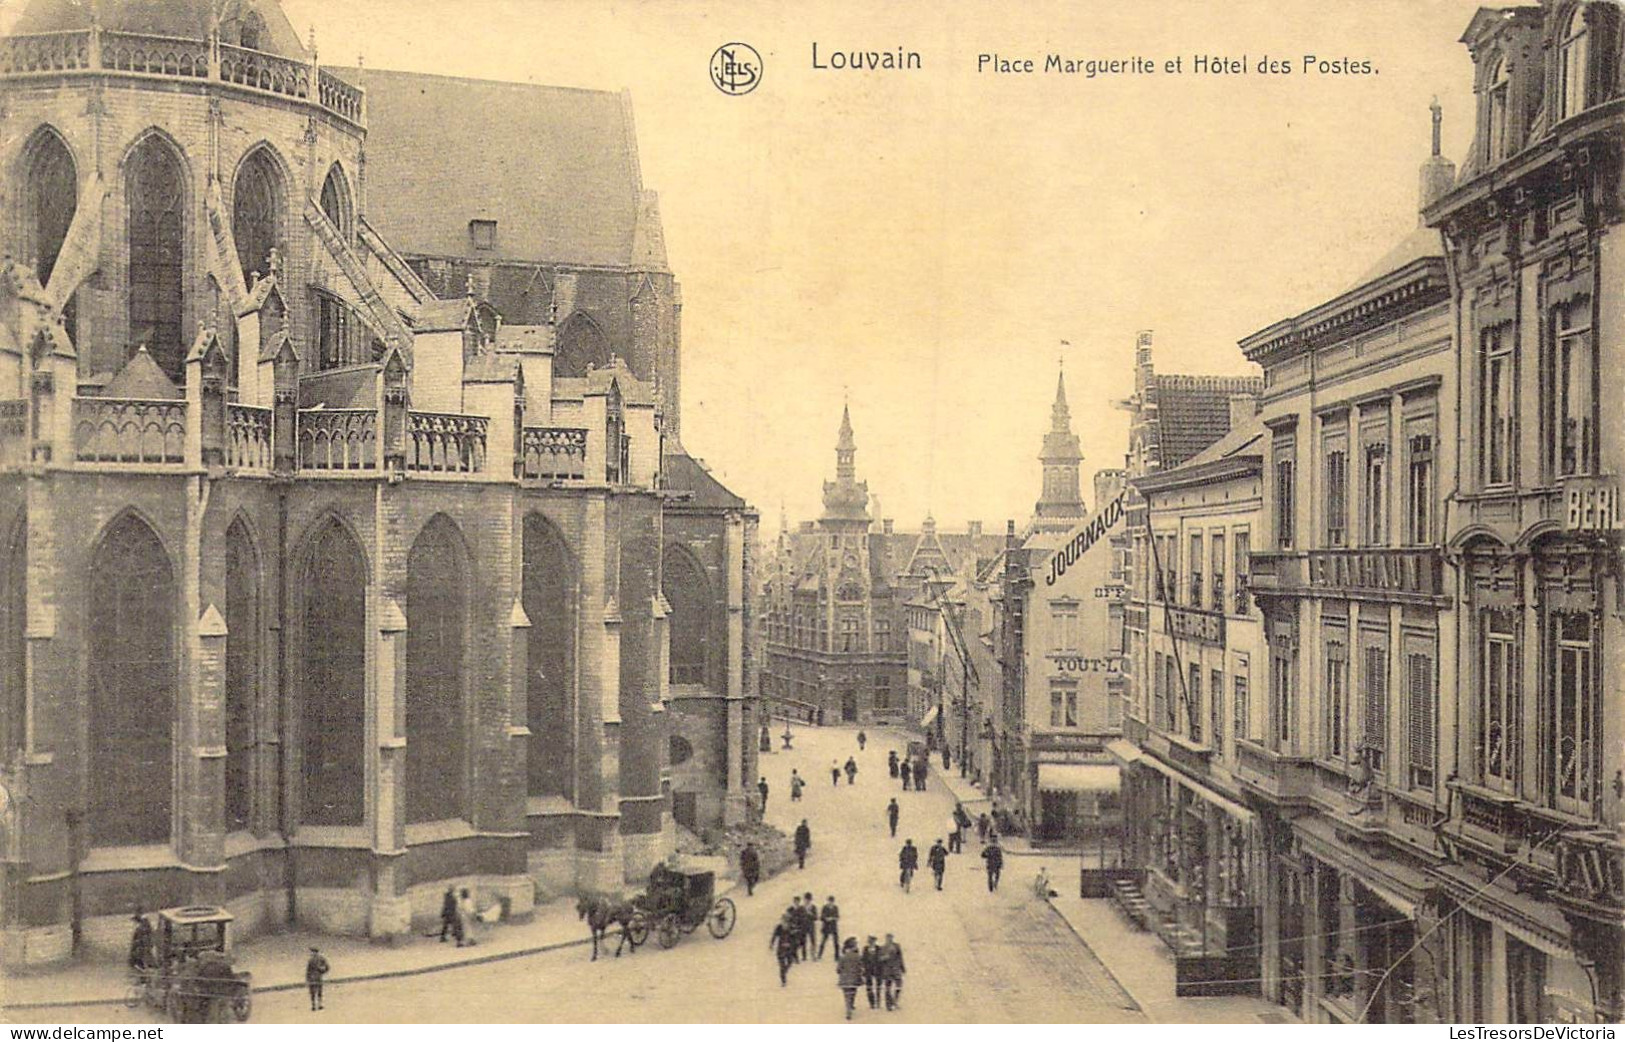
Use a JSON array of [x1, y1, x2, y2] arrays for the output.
[[1031, 366, 1087, 533]]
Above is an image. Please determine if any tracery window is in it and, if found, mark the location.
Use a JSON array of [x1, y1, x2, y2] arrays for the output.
[[26, 129, 77, 343], [523, 515, 575, 799], [89, 516, 174, 846], [300, 520, 366, 826], [320, 165, 350, 236], [0, 519, 23, 760], [127, 137, 186, 381], [664, 547, 711, 686], [406, 518, 467, 823], [233, 149, 281, 283], [224, 522, 259, 832], [555, 312, 610, 378]]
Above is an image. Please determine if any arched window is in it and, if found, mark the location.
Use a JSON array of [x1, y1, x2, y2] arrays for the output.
[[301, 519, 366, 827], [320, 164, 350, 235], [405, 517, 467, 823], [89, 516, 174, 846], [224, 521, 259, 833], [233, 149, 282, 283], [0, 516, 24, 759], [663, 547, 711, 687], [1486, 55, 1511, 163], [1559, 5, 1590, 120], [617, 539, 659, 798], [238, 10, 265, 50], [522, 515, 574, 799], [126, 136, 185, 382], [555, 312, 610, 378], [25, 129, 76, 293]]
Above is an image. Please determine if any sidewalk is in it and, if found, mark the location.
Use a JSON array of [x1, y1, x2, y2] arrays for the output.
[[1046, 895, 1295, 1025], [3, 855, 739, 1013]]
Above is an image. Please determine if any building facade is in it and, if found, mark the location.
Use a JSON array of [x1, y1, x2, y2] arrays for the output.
[[0, 0, 754, 967]]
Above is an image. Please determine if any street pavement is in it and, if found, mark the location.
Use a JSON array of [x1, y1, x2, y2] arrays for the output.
[[29, 725, 1145, 1024]]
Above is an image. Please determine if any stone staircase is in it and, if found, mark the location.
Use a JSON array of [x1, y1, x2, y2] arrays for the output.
[[1109, 877, 1205, 957]]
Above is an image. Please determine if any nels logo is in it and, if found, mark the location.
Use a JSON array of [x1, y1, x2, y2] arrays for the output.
[[710, 42, 762, 96]]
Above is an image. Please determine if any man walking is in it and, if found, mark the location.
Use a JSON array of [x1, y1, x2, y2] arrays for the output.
[[818, 895, 840, 959], [801, 892, 817, 961], [898, 838, 919, 892], [836, 938, 865, 1020], [128, 913, 153, 972], [899, 759, 912, 791], [915, 758, 929, 792], [844, 756, 858, 785], [861, 935, 884, 1010], [857, 730, 868, 751], [928, 838, 949, 891], [788, 896, 806, 962], [740, 841, 762, 896], [977, 811, 990, 844], [794, 819, 812, 869], [831, 760, 841, 787], [771, 908, 799, 986], [880, 933, 906, 1011], [888, 750, 899, 778], [305, 947, 329, 1012], [982, 836, 1004, 892], [438, 885, 459, 942], [886, 797, 900, 838], [758, 776, 770, 814], [790, 769, 804, 802]]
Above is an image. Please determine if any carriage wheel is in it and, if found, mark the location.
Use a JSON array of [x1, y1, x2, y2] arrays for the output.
[[707, 897, 737, 939], [122, 981, 143, 1010], [233, 992, 252, 1022], [657, 914, 680, 949], [628, 913, 650, 947]]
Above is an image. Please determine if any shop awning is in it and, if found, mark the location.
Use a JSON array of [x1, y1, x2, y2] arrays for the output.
[[1037, 763, 1120, 793], [1106, 739, 1143, 766], [1138, 754, 1255, 825], [920, 706, 940, 728]]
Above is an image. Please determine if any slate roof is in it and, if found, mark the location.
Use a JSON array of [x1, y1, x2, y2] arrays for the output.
[[102, 346, 181, 399], [1348, 225, 1444, 290], [1155, 374, 1264, 469], [329, 67, 647, 270], [14, 0, 307, 58], [663, 452, 748, 511]]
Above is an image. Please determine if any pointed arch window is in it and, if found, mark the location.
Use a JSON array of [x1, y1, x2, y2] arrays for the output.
[[89, 516, 174, 846], [233, 149, 282, 283], [126, 137, 185, 382], [300, 520, 366, 826], [663, 548, 712, 686], [522, 515, 575, 800], [405, 518, 467, 823], [238, 10, 266, 50], [320, 165, 350, 236], [1559, 5, 1591, 121], [0, 518, 24, 760], [224, 522, 259, 832], [25, 130, 78, 344], [555, 312, 609, 378]]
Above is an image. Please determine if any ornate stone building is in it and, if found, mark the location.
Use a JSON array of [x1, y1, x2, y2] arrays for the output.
[[0, 0, 754, 967]]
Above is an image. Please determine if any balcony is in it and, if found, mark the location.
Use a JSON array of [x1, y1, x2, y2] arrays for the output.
[[2, 28, 363, 126], [225, 403, 272, 471], [73, 398, 186, 465], [516, 426, 587, 483], [1554, 830, 1625, 912], [406, 411, 487, 474], [1234, 739, 1317, 805], [1248, 548, 1444, 604], [298, 408, 376, 471]]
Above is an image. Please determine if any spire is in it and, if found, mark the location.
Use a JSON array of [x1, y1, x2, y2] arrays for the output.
[[1032, 361, 1086, 531], [837, 403, 856, 454], [1050, 368, 1071, 433], [1419, 98, 1457, 221], [821, 404, 870, 524]]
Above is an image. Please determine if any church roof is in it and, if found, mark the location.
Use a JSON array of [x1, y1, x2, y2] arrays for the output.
[[102, 346, 181, 400], [328, 67, 650, 270], [14, 0, 308, 59], [663, 451, 749, 510]]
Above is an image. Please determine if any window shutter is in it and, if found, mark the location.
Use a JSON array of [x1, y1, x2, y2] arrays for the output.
[[1363, 645, 1387, 751], [1407, 652, 1434, 784]]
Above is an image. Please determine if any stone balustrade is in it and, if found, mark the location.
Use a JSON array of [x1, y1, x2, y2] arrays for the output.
[[406, 411, 487, 474], [516, 425, 588, 482], [73, 398, 187, 464]]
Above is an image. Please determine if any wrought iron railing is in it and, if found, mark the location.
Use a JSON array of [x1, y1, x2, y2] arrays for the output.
[[298, 408, 376, 470], [73, 398, 186, 464], [406, 411, 487, 474], [226, 403, 272, 471], [516, 426, 587, 482]]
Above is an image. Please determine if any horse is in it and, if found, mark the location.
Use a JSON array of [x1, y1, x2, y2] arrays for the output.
[[576, 894, 640, 961]]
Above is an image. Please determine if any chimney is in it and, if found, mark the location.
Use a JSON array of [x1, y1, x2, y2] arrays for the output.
[[1093, 469, 1126, 507], [1419, 97, 1457, 220], [968, 520, 982, 538], [883, 518, 895, 535], [1229, 393, 1258, 432]]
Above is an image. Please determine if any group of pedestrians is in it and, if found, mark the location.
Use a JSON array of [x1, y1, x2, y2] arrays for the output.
[[437, 885, 483, 946], [893, 800, 1004, 893], [830, 756, 859, 786], [886, 749, 931, 792], [836, 934, 906, 1019]]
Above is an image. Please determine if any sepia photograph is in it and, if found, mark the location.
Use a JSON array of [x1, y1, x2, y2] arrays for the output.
[[0, 0, 1622, 1028]]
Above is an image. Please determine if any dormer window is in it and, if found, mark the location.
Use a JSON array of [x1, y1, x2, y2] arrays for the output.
[[469, 219, 497, 251], [239, 11, 265, 50], [1487, 54, 1511, 162], [1559, 5, 1590, 120]]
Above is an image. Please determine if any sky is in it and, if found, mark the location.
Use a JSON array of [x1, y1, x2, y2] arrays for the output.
[[6, 0, 1493, 531]]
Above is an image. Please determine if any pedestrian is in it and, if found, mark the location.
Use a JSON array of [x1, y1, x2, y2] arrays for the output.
[[305, 946, 329, 1012], [858, 730, 868, 751], [758, 776, 770, 814], [953, 802, 973, 850], [790, 769, 804, 802], [788, 896, 806, 962], [831, 760, 841, 787], [457, 886, 479, 945], [880, 932, 906, 1011], [794, 818, 812, 869], [1033, 865, 1056, 899], [438, 884, 459, 942], [888, 750, 899, 778], [982, 837, 1004, 892], [886, 797, 900, 838], [844, 756, 858, 785], [915, 758, 929, 792], [861, 935, 884, 1010], [928, 838, 949, 890], [836, 937, 865, 1020], [771, 908, 799, 986], [898, 838, 919, 892], [800, 892, 817, 961], [946, 816, 962, 854], [128, 913, 153, 971], [977, 811, 990, 844], [899, 759, 912, 791], [740, 840, 762, 896], [942, 746, 951, 772], [818, 894, 840, 959]]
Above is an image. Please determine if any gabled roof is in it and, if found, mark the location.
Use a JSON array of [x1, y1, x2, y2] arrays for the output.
[[14, 0, 307, 59], [329, 67, 650, 270], [103, 346, 181, 399], [663, 451, 748, 510], [1154, 374, 1263, 469]]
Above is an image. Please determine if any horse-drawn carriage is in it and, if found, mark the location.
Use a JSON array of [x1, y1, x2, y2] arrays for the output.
[[124, 906, 252, 1023], [632, 866, 736, 949]]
